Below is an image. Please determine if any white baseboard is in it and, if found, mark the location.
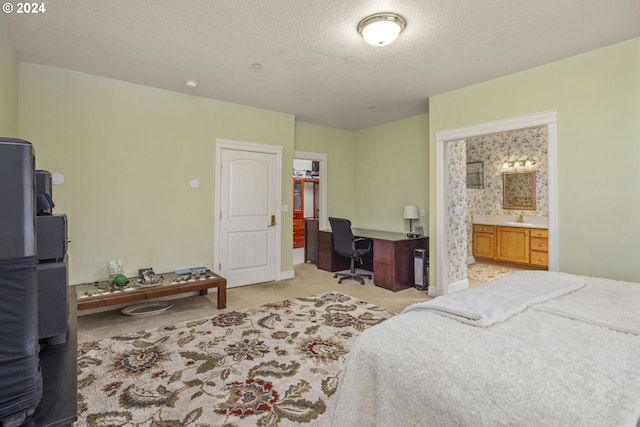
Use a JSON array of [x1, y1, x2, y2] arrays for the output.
[[279, 269, 295, 281], [447, 278, 470, 294]]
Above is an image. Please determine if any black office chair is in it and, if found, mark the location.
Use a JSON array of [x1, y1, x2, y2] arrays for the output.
[[328, 217, 373, 285]]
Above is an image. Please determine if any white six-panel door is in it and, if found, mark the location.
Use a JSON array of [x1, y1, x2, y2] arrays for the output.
[[215, 142, 281, 287]]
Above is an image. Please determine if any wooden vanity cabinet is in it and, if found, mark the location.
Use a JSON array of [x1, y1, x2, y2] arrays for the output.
[[473, 224, 548, 269], [472, 225, 495, 259], [496, 226, 530, 264]]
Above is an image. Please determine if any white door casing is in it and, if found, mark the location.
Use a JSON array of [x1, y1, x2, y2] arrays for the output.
[[214, 139, 282, 288]]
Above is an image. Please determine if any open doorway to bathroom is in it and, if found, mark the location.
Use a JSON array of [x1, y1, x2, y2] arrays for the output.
[[434, 110, 558, 296], [293, 151, 327, 265], [465, 126, 549, 274]]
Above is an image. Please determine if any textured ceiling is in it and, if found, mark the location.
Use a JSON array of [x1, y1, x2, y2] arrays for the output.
[[4, 0, 640, 130]]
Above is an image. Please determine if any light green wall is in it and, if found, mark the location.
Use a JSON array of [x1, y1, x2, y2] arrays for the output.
[[430, 37, 640, 283], [14, 32, 636, 287], [294, 121, 356, 225], [354, 114, 429, 232], [18, 63, 296, 284], [0, 16, 19, 136]]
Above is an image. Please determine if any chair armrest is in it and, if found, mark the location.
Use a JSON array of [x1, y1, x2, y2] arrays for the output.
[[352, 238, 371, 252]]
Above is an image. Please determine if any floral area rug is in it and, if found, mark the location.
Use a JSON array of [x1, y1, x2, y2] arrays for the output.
[[77, 292, 394, 427], [467, 262, 521, 283]]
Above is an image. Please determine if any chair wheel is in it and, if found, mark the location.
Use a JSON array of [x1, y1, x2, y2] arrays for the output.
[[333, 274, 338, 278]]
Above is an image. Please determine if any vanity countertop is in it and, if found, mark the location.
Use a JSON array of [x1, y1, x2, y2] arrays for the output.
[[472, 214, 548, 229]]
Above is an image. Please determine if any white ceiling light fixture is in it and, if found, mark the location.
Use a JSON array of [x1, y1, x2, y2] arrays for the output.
[[185, 80, 197, 89], [358, 13, 406, 47]]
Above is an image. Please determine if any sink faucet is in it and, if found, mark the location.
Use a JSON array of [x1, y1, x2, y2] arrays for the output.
[[517, 214, 524, 223]]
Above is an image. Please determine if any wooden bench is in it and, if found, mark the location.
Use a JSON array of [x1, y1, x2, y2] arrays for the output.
[[76, 270, 227, 311]]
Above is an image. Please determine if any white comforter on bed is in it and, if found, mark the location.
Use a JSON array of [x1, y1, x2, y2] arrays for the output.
[[332, 272, 640, 427]]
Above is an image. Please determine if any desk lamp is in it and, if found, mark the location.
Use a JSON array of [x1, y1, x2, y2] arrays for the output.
[[403, 205, 419, 235]]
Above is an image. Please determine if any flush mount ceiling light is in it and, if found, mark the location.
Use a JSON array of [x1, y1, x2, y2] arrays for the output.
[[358, 13, 406, 46]]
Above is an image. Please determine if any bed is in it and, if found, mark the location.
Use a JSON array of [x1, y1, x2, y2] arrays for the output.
[[332, 271, 640, 426]]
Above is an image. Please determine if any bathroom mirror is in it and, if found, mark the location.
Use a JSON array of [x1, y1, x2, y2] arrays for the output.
[[503, 171, 536, 210], [466, 161, 484, 189]]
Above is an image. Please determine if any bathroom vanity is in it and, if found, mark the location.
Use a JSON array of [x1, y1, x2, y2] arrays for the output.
[[472, 216, 548, 269]]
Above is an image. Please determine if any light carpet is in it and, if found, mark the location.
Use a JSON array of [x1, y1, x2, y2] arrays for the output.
[[77, 292, 394, 427]]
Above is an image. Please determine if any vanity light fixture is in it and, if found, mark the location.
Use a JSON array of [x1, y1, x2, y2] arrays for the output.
[[358, 13, 406, 46], [504, 157, 536, 169]]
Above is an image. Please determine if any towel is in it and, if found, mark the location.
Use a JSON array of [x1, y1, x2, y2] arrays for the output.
[[403, 270, 585, 326]]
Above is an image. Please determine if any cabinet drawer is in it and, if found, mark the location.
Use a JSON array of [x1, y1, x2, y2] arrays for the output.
[[530, 236, 548, 252], [530, 228, 548, 238], [293, 228, 304, 238], [530, 250, 549, 267], [473, 224, 495, 233]]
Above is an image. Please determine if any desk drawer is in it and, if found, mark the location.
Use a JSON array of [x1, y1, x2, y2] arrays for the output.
[[372, 264, 393, 290], [373, 239, 393, 265], [318, 232, 332, 251]]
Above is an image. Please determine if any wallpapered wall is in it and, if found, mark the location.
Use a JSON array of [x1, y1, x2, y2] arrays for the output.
[[448, 140, 468, 284], [465, 126, 548, 258]]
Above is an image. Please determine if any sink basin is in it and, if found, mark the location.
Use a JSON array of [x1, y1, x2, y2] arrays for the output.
[[505, 221, 535, 226]]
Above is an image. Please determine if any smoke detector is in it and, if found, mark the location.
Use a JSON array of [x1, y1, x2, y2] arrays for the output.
[[185, 81, 197, 89]]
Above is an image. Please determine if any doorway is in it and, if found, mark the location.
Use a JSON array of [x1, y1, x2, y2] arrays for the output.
[[293, 151, 327, 265], [434, 110, 558, 296], [214, 139, 282, 287]]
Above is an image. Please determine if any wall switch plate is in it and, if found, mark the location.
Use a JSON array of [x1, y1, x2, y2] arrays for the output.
[[281, 205, 289, 212], [454, 206, 463, 216], [420, 209, 426, 217]]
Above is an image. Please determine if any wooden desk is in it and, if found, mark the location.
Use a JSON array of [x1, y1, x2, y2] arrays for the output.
[[318, 229, 428, 292], [76, 270, 227, 311]]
